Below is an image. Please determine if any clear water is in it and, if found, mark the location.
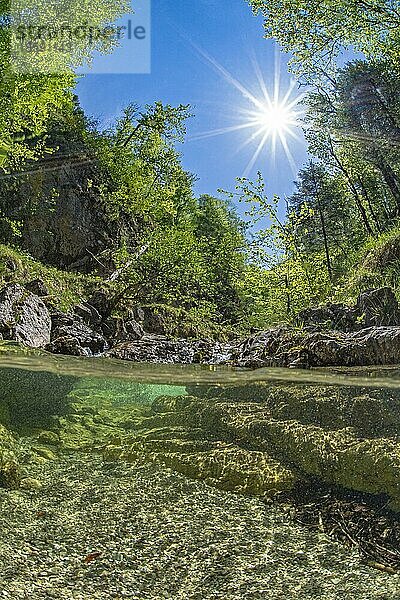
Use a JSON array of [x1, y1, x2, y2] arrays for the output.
[[1, 343, 400, 599]]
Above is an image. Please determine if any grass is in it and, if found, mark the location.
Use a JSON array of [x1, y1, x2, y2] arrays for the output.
[[337, 226, 400, 303], [0, 244, 101, 312]]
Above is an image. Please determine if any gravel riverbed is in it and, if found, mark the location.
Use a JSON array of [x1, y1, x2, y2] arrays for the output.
[[0, 454, 399, 600]]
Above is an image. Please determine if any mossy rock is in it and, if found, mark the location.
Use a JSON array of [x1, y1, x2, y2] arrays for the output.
[[104, 439, 297, 497], [129, 390, 400, 509]]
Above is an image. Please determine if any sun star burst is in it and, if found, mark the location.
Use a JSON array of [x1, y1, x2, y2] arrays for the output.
[[188, 45, 304, 177]]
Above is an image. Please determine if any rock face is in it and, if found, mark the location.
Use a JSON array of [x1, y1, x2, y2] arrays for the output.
[[357, 287, 400, 327], [0, 283, 51, 348], [25, 278, 50, 297], [1, 281, 400, 368], [106, 335, 232, 364], [7, 163, 117, 271]]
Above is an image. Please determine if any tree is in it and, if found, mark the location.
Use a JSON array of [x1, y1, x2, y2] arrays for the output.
[[0, 0, 129, 169], [247, 0, 400, 78], [193, 195, 247, 323], [304, 60, 400, 235], [224, 172, 328, 321]]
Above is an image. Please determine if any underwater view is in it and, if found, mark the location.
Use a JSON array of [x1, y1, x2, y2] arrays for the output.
[[3, 0, 400, 597], [1, 349, 400, 599]]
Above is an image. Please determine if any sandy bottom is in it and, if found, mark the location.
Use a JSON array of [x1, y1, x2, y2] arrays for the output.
[[0, 454, 399, 600]]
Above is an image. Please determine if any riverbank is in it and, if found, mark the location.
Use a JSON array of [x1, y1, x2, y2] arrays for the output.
[[2, 279, 400, 368]]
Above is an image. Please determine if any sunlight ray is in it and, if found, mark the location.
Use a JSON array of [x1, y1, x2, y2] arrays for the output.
[[271, 130, 277, 163], [285, 127, 302, 143], [188, 121, 258, 142], [279, 130, 298, 176], [243, 130, 270, 178], [232, 125, 269, 157], [251, 54, 271, 106], [282, 78, 298, 105], [274, 47, 280, 105], [185, 42, 304, 177], [287, 94, 307, 111], [191, 43, 264, 110]]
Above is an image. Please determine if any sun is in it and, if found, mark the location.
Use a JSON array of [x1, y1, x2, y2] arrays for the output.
[[256, 101, 298, 136], [188, 44, 304, 176]]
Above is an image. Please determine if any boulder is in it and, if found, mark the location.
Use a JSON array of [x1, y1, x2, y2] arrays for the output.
[[101, 316, 144, 343], [297, 303, 357, 332], [231, 327, 305, 368], [0, 283, 51, 348], [356, 287, 400, 327], [73, 302, 102, 327], [87, 290, 111, 318], [106, 335, 205, 364], [25, 278, 50, 297], [296, 287, 400, 332], [307, 327, 400, 367], [48, 309, 108, 356], [233, 326, 400, 368]]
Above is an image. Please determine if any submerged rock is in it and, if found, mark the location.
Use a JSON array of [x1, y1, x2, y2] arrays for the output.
[[0, 367, 76, 429], [41, 374, 400, 510], [0, 283, 51, 348], [112, 385, 400, 510], [105, 439, 297, 496], [0, 423, 20, 488]]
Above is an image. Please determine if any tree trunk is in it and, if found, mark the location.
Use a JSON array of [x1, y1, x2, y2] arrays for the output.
[[310, 161, 334, 282]]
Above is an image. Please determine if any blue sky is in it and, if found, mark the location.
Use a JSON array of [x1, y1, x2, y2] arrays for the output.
[[76, 0, 309, 209]]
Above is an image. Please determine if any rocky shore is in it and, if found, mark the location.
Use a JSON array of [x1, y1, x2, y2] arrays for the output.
[[2, 280, 400, 368]]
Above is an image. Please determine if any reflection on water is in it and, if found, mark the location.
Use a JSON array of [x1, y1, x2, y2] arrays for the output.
[[1, 345, 400, 598]]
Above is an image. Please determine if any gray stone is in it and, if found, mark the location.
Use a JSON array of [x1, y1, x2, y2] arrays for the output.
[[88, 290, 111, 317], [74, 302, 102, 327], [307, 326, 400, 367], [296, 287, 400, 332], [106, 335, 229, 364], [296, 303, 357, 332], [232, 326, 400, 368], [48, 325, 108, 357], [0, 283, 51, 348]]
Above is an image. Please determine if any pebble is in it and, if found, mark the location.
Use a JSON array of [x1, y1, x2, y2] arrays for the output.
[[0, 454, 399, 599], [20, 477, 42, 491]]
